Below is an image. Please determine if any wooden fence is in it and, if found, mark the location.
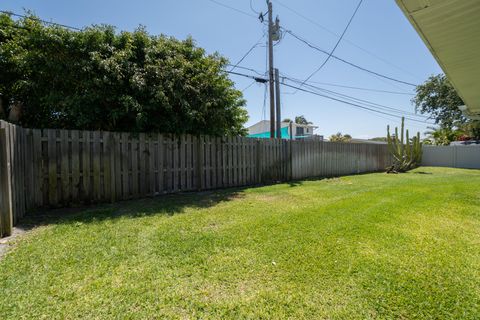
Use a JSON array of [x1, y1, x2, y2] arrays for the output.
[[0, 120, 391, 237]]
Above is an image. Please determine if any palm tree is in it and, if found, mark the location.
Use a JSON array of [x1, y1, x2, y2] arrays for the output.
[[294, 115, 312, 125]]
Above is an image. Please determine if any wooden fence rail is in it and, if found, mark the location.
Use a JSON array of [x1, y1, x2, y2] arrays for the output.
[[0, 120, 391, 237]]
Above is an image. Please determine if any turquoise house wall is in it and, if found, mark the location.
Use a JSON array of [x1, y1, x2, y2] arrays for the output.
[[247, 126, 290, 139]]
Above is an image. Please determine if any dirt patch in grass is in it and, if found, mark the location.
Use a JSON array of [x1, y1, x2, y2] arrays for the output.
[[0, 225, 34, 260]]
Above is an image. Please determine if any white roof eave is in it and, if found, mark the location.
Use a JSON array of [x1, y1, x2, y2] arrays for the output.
[[396, 0, 480, 119]]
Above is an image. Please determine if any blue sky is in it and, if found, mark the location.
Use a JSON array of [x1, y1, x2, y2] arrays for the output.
[[2, 0, 442, 138]]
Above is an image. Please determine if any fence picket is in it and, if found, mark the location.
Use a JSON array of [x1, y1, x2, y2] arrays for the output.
[[157, 134, 164, 194], [92, 131, 101, 201], [125, 134, 131, 198], [103, 132, 113, 202], [24, 130, 33, 210], [60, 130, 69, 204], [222, 138, 227, 187], [131, 135, 139, 198], [139, 133, 147, 197], [32, 129, 43, 207], [71, 130, 80, 202], [47, 130, 58, 206], [82, 131, 90, 200], [112, 132, 122, 200], [187, 135, 194, 191], [148, 135, 156, 195], [172, 136, 179, 192]]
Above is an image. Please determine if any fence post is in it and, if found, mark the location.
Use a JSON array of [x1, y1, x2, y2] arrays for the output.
[[0, 128, 13, 237]]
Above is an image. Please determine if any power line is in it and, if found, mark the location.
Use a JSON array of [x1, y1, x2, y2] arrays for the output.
[[281, 82, 431, 124], [304, 84, 427, 119], [228, 65, 415, 95], [283, 77, 427, 119], [225, 70, 267, 83], [295, 0, 363, 91], [289, 86, 426, 121], [249, 0, 261, 15], [223, 69, 430, 123], [206, 0, 257, 19], [241, 80, 257, 92], [272, 0, 423, 82], [229, 32, 266, 72], [226, 64, 266, 76], [284, 28, 418, 87], [281, 76, 414, 95], [0, 10, 82, 31]]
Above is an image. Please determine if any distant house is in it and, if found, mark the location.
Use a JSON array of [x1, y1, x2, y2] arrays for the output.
[[247, 120, 321, 140], [450, 140, 480, 146]]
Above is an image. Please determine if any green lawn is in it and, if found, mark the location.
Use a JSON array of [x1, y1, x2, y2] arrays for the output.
[[1, 167, 479, 319]]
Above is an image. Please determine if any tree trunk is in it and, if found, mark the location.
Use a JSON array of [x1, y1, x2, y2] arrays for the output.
[[0, 96, 5, 120], [8, 101, 22, 123]]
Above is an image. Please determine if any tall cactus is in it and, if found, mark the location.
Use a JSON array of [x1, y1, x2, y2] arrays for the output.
[[387, 117, 422, 173]]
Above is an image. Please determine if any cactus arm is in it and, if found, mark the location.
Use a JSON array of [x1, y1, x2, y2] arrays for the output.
[[405, 129, 411, 169], [400, 117, 405, 157]]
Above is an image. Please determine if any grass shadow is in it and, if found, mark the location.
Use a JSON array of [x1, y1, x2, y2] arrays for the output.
[[287, 180, 304, 187], [19, 187, 248, 228]]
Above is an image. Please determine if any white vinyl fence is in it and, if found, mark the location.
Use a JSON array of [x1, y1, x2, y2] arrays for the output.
[[422, 145, 480, 169]]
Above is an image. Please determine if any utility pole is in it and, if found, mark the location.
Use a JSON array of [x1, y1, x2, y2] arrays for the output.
[[274, 68, 281, 139], [267, 0, 275, 139]]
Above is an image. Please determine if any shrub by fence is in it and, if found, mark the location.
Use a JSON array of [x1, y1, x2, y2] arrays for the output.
[[0, 120, 391, 237]]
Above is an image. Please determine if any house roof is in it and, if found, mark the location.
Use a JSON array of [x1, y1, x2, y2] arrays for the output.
[[350, 139, 387, 145], [396, 0, 480, 119]]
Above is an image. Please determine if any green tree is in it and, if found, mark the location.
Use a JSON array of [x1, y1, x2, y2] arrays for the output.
[[329, 132, 352, 142], [424, 126, 462, 146], [413, 74, 480, 141], [0, 13, 248, 136]]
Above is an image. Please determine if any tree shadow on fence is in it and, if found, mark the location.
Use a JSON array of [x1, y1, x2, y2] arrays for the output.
[[19, 188, 247, 229]]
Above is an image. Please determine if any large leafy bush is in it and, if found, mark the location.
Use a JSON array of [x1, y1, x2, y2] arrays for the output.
[[0, 13, 248, 136]]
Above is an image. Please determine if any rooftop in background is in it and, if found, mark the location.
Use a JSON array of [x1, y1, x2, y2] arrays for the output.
[[396, 0, 480, 120], [450, 140, 480, 146], [350, 138, 387, 144]]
